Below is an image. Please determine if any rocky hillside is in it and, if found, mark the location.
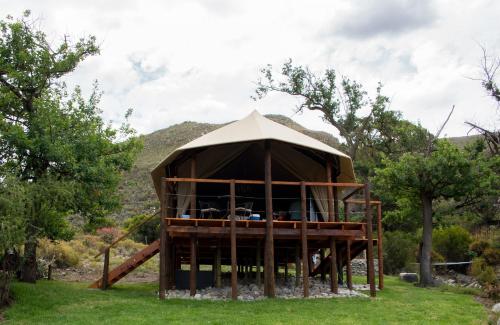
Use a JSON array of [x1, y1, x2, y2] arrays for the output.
[[114, 115, 341, 222]]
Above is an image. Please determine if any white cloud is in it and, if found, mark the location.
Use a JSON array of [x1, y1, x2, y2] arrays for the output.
[[1, 0, 499, 139]]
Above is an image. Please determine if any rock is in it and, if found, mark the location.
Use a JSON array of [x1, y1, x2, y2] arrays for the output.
[[400, 273, 418, 283], [492, 303, 500, 314], [194, 293, 201, 299]]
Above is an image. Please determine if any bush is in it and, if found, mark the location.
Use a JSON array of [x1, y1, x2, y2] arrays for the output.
[[469, 240, 490, 257], [124, 214, 160, 244], [38, 238, 79, 268], [483, 247, 500, 266], [96, 227, 122, 244], [383, 231, 417, 274], [433, 226, 472, 262], [470, 257, 486, 277], [476, 266, 497, 285]]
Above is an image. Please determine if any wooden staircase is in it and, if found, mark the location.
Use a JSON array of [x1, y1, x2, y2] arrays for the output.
[[89, 239, 160, 289], [310, 240, 369, 276]]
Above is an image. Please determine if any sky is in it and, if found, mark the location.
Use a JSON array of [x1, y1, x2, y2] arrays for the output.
[[2, 0, 500, 139]]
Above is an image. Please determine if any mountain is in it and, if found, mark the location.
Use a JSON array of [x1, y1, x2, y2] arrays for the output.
[[114, 115, 341, 222]]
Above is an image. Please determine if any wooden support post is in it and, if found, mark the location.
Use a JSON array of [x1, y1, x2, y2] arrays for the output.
[[101, 247, 110, 290], [295, 243, 301, 287], [365, 183, 376, 297], [230, 180, 238, 300], [216, 243, 221, 288], [159, 177, 167, 299], [320, 249, 326, 281], [346, 240, 353, 290], [326, 160, 335, 223], [300, 182, 309, 298], [47, 264, 52, 280], [190, 158, 196, 218], [190, 235, 197, 297], [377, 203, 384, 290], [333, 186, 339, 222], [256, 241, 261, 286], [284, 250, 289, 282], [264, 141, 275, 298], [330, 239, 338, 294], [165, 232, 172, 289]]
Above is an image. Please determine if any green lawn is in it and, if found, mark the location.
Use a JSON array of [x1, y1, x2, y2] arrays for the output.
[[3, 276, 487, 324]]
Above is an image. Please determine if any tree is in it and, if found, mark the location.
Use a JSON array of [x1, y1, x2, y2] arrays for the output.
[[466, 46, 500, 155], [0, 177, 26, 306], [0, 12, 142, 282], [253, 59, 429, 176], [373, 140, 499, 286]]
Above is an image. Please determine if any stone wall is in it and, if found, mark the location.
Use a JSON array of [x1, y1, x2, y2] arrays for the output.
[[346, 258, 379, 276]]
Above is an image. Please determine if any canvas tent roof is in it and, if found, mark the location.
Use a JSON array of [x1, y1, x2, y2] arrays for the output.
[[151, 110, 355, 199]]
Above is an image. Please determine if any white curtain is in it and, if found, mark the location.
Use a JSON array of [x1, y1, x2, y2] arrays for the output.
[[175, 143, 251, 216]]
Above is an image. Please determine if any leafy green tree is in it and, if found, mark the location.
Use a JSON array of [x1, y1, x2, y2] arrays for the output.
[[373, 140, 499, 286], [0, 12, 142, 283], [0, 177, 26, 306], [253, 60, 429, 176]]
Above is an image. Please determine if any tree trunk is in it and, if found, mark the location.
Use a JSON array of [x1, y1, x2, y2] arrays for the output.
[[0, 271, 12, 307], [419, 193, 433, 286], [21, 240, 38, 283]]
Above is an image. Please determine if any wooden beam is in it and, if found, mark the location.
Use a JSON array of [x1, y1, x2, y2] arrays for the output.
[[345, 199, 382, 205], [300, 182, 309, 298], [256, 240, 261, 287], [264, 141, 275, 298], [295, 243, 301, 287], [190, 158, 197, 218], [365, 183, 376, 297], [164, 177, 364, 188], [230, 180, 238, 300], [189, 235, 197, 297], [216, 242, 221, 288], [101, 248, 110, 290], [159, 177, 167, 299], [346, 240, 353, 290], [326, 160, 335, 222], [333, 186, 340, 222], [330, 239, 338, 294], [377, 203, 384, 290]]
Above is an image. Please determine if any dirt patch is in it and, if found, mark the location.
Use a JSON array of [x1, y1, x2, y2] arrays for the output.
[[50, 267, 158, 284]]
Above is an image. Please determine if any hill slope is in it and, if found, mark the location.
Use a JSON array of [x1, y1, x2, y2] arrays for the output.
[[115, 115, 341, 222]]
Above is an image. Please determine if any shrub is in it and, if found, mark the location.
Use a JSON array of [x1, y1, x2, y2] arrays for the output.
[[383, 231, 417, 274], [483, 247, 500, 266], [470, 257, 486, 277], [124, 214, 160, 244], [38, 238, 79, 268], [433, 226, 472, 262], [469, 240, 490, 257], [96, 227, 122, 244], [476, 266, 497, 285]]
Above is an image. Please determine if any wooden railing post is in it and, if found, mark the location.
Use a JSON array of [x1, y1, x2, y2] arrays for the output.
[[230, 179, 238, 300], [159, 178, 167, 299], [377, 203, 384, 290], [264, 141, 275, 298], [300, 182, 309, 298], [190, 158, 197, 218], [365, 183, 376, 297], [101, 247, 110, 290]]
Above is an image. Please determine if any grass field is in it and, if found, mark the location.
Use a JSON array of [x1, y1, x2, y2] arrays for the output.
[[3, 276, 487, 324]]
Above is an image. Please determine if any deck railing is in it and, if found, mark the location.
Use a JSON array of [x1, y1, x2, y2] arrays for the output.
[[159, 177, 381, 298]]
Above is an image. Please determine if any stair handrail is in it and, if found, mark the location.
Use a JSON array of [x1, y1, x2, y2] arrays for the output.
[[94, 211, 161, 258]]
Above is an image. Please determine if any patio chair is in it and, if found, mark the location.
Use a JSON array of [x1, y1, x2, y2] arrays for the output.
[[227, 201, 253, 220], [199, 201, 221, 219]]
